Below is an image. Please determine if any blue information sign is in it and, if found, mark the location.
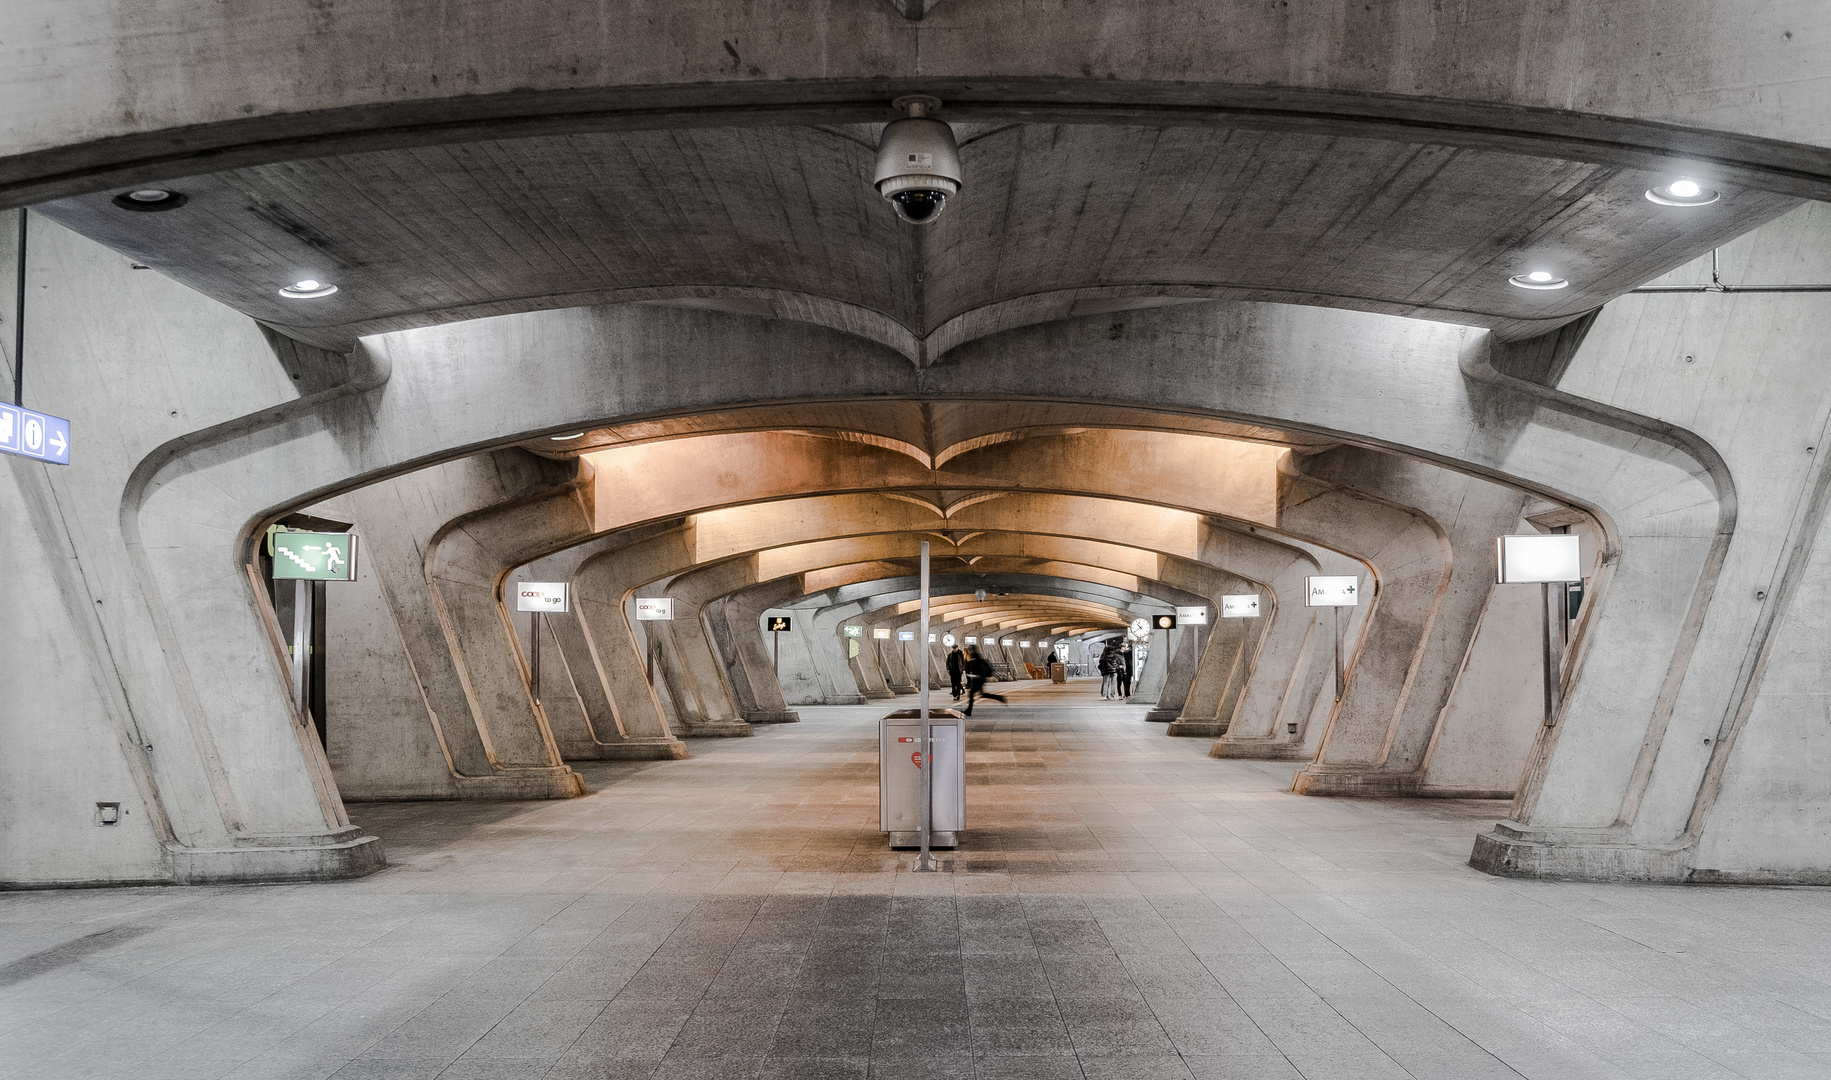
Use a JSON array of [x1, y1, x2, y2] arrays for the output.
[[0, 402, 71, 465]]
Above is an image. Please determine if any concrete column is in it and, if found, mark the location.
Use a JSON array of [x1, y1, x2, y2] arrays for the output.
[[1288, 453, 1530, 797], [321, 450, 587, 799]]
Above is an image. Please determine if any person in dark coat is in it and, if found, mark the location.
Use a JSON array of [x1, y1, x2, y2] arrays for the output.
[[946, 645, 965, 700], [962, 645, 1007, 715], [1098, 641, 1121, 699], [1117, 642, 1134, 697]]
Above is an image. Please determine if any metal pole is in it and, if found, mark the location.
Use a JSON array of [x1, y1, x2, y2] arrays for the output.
[[13, 209, 24, 406], [1541, 582, 1567, 726], [530, 611, 542, 708], [291, 578, 310, 715], [773, 629, 780, 676], [1333, 605, 1346, 700], [915, 540, 936, 872]]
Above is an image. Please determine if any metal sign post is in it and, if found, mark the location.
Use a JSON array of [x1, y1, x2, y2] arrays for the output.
[[767, 616, 791, 676], [516, 582, 570, 709], [915, 540, 936, 872], [1305, 576, 1360, 701], [1495, 533, 1583, 727], [269, 528, 360, 722], [291, 579, 311, 714]]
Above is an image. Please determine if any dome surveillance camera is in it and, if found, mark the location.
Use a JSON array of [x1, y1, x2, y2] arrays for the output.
[[874, 96, 962, 224]]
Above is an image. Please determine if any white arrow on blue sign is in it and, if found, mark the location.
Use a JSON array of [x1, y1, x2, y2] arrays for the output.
[[0, 402, 71, 465]]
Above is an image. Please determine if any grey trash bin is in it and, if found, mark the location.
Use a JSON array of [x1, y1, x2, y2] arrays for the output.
[[880, 708, 965, 849]]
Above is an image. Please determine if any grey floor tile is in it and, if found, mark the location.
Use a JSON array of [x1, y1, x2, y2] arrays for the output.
[[6, 691, 1828, 1080]]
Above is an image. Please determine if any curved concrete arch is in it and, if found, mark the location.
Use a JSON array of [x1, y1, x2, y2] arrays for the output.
[[542, 498, 1338, 757], [109, 295, 1724, 879]]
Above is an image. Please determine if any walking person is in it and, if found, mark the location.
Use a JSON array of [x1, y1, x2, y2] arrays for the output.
[[946, 644, 965, 700], [1117, 641, 1134, 698], [961, 645, 1007, 715]]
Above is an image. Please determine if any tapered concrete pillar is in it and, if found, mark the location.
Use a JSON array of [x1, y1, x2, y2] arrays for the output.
[[1288, 453, 1529, 797], [322, 450, 586, 798]]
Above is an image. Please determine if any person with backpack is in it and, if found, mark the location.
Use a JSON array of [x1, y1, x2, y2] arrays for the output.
[[962, 644, 1007, 715]]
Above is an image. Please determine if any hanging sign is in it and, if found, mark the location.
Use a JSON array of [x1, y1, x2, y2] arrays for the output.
[[516, 582, 569, 612], [1175, 605, 1209, 625], [635, 597, 674, 621], [271, 531, 358, 581], [898, 630, 916, 641], [1221, 594, 1261, 618], [1496, 534, 1582, 584], [0, 402, 71, 465], [1305, 576, 1360, 607]]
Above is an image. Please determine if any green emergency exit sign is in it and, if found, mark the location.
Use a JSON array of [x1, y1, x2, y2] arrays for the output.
[[271, 530, 358, 580]]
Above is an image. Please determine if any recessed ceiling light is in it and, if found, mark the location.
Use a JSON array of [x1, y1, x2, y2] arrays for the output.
[[1645, 178, 1721, 207], [278, 280, 338, 299], [1509, 271, 1570, 290], [549, 432, 585, 441], [111, 189, 187, 212]]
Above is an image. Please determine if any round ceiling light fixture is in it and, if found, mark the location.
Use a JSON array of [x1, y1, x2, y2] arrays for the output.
[[1509, 270, 1570, 291], [111, 188, 188, 212], [549, 432, 586, 441], [1645, 178, 1721, 207], [278, 279, 338, 299]]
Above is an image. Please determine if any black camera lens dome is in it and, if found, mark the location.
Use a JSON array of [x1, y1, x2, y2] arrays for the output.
[[890, 189, 947, 224]]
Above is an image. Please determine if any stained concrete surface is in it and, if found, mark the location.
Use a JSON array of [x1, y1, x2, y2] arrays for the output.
[[2, 680, 1829, 1080]]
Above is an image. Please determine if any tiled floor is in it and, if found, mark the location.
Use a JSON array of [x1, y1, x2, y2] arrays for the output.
[[5, 681, 1831, 1080]]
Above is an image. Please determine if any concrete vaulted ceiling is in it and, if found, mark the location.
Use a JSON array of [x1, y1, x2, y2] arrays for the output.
[[31, 123, 1794, 356]]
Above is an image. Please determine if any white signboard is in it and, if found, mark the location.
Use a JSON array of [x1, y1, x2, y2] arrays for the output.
[[1221, 594, 1262, 618], [1496, 534, 1582, 584], [634, 597, 674, 621], [964, 636, 977, 644], [1306, 576, 1360, 607], [898, 630, 916, 641], [1001, 639, 1014, 647], [1175, 605, 1209, 625], [1019, 641, 1031, 647], [515, 582, 569, 612], [872, 627, 892, 640]]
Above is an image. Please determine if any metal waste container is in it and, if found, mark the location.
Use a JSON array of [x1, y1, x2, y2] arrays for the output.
[[880, 708, 965, 849], [1050, 662, 1066, 683]]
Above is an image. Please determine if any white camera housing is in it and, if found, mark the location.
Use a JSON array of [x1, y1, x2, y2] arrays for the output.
[[874, 97, 962, 224]]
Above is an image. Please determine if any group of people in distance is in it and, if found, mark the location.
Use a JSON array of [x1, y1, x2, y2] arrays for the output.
[[941, 639, 1131, 711], [1099, 638, 1134, 699]]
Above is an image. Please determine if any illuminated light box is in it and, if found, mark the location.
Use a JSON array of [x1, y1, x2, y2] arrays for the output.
[[843, 625, 863, 638], [873, 627, 892, 639], [1305, 576, 1360, 607], [898, 630, 916, 641], [1221, 594, 1261, 618], [1175, 605, 1209, 625], [964, 636, 977, 644], [1001, 639, 1014, 646], [634, 597, 673, 620], [1496, 534, 1582, 584]]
